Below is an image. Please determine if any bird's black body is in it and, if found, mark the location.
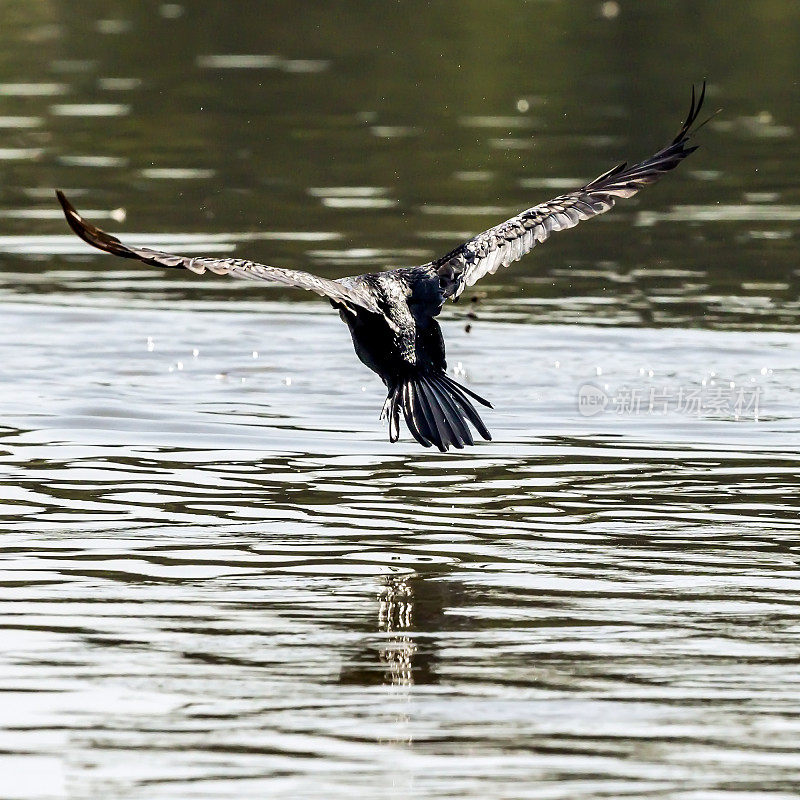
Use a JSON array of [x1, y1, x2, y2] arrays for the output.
[[337, 268, 442, 378], [54, 84, 708, 451], [334, 267, 492, 450]]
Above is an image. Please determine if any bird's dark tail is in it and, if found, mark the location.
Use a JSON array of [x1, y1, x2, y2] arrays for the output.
[[381, 372, 492, 451]]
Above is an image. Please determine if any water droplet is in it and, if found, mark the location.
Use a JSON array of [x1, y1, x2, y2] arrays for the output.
[[600, 1, 620, 19]]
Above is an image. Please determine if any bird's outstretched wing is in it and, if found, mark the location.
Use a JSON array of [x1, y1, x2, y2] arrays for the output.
[[433, 83, 707, 301], [55, 190, 381, 314]]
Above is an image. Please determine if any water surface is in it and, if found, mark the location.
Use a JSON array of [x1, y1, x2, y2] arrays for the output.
[[2, 1, 800, 798]]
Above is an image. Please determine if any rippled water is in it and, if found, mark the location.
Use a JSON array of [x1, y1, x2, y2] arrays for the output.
[[2, 1, 800, 798]]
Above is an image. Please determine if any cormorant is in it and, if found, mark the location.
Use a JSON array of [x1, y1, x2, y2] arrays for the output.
[[56, 84, 707, 452]]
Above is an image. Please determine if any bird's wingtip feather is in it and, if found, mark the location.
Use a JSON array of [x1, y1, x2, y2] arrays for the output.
[[55, 189, 133, 258]]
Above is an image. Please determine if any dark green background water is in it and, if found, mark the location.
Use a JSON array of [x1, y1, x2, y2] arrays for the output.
[[1, 2, 799, 798]]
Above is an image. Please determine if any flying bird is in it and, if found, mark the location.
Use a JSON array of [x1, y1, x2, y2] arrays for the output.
[[57, 83, 707, 451]]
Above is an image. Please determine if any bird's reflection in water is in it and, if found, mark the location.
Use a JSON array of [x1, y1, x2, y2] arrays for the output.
[[377, 577, 416, 686], [339, 572, 456, 687]]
